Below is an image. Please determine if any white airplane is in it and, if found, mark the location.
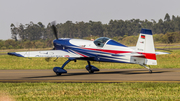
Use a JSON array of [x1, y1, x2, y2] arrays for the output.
[[8, 22, 169, 76]]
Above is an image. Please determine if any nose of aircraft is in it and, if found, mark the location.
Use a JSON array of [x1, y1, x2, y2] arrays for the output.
[[53, 38, 73, 50], [53, 39, 59, 50], [53, 39, 66, 50]]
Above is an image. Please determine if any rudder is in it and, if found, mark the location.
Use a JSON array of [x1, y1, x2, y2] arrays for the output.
[[135, 29, 157, 65]]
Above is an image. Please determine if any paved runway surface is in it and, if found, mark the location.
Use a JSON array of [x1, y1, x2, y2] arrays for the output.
[[0, 69, 180, 83]]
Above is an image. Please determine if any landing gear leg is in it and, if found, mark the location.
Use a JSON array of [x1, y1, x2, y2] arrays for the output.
[[85, 61, 99, 73], [61, 59, 72, 69], [140, 64, 152, 73], [53, 58, 75, 76], [87, 61, 94, 73]]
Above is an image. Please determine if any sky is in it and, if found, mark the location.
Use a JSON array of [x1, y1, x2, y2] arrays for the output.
[[0, 0, 180, 40]]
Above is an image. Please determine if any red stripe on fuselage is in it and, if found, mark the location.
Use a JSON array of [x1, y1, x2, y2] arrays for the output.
[[82, 47, 132, 54], [80, 47, 156, 60], [74, 51, 88, 57]]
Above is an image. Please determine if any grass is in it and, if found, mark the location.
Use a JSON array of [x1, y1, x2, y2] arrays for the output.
[[0, 49, 180, 69], [0, 47, 180, 101], [155, 43, 180, 49], [0, 82, 179, 101]]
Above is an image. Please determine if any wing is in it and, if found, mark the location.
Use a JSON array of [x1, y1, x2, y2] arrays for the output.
[[7, 50, 84, 58]]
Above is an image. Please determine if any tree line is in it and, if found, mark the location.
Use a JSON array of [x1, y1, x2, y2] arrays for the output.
[[1, 31, 180, 49], [1, 13, 180, 49], [0, 39, 53, 49], [10, 13, 180, 41]]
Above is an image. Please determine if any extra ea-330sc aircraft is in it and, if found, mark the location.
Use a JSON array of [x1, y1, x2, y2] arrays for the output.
[[8, 22, 169, 76]]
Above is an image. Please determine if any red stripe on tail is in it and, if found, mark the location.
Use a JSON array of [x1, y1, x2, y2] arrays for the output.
[[138, 52, 156, 60]]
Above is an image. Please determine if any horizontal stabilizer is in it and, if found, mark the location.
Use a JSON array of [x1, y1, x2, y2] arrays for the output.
[[155, 51, 170, 55]]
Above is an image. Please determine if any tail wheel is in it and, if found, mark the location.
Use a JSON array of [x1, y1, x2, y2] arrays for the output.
[[149, 70, 152, 73]]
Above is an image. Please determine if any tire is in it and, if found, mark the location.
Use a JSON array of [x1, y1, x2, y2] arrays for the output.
[[56, 73, 62, 76], [89, 70, 94, 73]]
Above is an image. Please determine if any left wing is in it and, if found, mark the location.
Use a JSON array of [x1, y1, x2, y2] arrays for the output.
[[8, 50, 84, 58]]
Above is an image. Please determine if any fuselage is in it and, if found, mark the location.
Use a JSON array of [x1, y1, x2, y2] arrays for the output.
[[53, 38, 135, 63]]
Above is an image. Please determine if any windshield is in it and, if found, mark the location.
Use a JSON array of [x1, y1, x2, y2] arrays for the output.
[[94, 37, 110, 47]]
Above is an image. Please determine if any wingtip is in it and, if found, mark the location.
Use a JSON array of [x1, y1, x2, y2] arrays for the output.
[[7, 52, 24, 57], [7, 52, 14, 55]]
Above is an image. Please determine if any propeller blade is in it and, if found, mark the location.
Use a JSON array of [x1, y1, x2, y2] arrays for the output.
[[45, 21, 58, 62], [51, 21, 58, 40]]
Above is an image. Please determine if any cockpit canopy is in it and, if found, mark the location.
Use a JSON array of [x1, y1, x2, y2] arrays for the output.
[[94, 37, 110, 47]]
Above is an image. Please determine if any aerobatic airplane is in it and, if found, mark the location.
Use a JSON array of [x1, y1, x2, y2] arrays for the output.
[[8, 22, 169, 76]]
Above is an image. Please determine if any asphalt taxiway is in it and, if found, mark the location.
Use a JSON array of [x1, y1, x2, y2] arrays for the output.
[[0, 69, 180, 83]]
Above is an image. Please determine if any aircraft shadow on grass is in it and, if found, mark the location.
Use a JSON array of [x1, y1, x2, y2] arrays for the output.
[[24, 70, 169, 79]]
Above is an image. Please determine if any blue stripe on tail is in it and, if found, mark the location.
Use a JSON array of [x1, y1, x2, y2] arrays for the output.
[[140, 29, 152, 35]]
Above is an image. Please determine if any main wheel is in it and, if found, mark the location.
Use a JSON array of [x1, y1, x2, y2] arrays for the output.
[[56, 72, 62, 76], [89, 70, 94, 73], [149, 70, 152, 73]]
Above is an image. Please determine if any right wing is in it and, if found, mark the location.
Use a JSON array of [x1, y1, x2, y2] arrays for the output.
[[8, 50, 86, 58]]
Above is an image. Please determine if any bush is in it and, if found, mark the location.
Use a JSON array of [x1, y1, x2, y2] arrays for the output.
[[120, 36, 138, 46]]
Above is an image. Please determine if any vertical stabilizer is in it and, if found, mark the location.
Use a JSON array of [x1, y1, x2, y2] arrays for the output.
[[135, 29, 157, 65]]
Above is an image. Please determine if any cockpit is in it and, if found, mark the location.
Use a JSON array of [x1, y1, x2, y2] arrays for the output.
[[94, 37, 110, 47]]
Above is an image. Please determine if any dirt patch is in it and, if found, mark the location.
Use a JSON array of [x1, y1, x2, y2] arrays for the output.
[[0, 91, 15, 101]]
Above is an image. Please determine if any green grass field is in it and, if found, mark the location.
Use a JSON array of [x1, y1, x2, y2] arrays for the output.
[[0, 50, 179, 70], [1, 49, 180, 101], [0, 82, 180, 101]]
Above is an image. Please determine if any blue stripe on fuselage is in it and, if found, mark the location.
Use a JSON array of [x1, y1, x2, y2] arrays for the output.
[[106, 40, 127, 47], [70, 47, 127, 61], [53, 38, 76, 50]]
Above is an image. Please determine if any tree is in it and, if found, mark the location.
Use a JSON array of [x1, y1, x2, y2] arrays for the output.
[[164, 13, 170, 22], [18, 24, 25, 40], [4, 39, 17, 49], [10, 23, 18, 41]]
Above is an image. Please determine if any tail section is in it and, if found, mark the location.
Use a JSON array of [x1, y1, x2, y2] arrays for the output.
[[135, 29, 157, 65]]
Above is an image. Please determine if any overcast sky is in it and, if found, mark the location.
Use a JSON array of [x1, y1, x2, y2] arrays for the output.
[[0, 0, 180, 40]]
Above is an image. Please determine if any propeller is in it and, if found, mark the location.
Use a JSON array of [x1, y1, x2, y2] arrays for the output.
[[51, 21, 58, 40], [51, 21, 58, 51], [45, 21, 59, 62]]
